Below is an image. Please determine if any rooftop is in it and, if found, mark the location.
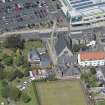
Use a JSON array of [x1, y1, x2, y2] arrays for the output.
[[55, 34, 69, 56], [67, 0, 105, 16], [58, 54, 76, 65], [80, 51, 105, 61], [96, 66, 105, 78], [55, 64, 80, 76], [29, 50, 40, 61]]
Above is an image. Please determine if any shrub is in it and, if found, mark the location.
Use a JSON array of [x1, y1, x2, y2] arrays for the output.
[[47, 74, 57, 81], [21, 92, 31, 103], [3, 56, 13, 66], [15, 70, 24, 78], [4, 35, 25, 49]]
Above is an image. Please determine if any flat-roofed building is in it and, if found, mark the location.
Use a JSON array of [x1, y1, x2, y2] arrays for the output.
[[60, 0, 105, 28], [78, 51, 105, 66]]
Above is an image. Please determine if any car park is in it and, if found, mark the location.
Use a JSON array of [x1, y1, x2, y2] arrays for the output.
[[0, 0, 63, 33]]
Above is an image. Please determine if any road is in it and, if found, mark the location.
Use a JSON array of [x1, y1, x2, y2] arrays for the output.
[[0, 27, 84, 38], [0, 26, 105, 49], [1, 24, 105, 37]]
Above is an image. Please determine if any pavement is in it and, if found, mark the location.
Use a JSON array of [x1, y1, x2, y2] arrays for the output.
[[0, 27, 84, 39]]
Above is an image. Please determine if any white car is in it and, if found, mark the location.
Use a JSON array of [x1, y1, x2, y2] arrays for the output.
[[24, 81, 27, 84], [30, 77, 35, 80], [20, 86, 26, 91]]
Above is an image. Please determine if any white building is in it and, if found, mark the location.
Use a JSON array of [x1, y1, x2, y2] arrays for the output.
[[60, 0, 105, 28], [86, 40, 96, 47], [78, 51, 105, 67], [96, 70, 105, 81]]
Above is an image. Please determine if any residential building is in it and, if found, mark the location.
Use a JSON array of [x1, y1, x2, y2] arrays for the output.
[[78, 51, 105, 66], [96, 66, 105, 82], [37, 48, 46, 55], [29, 70, 48, 80], [96, 70, 105, 81], [60, 0, 105, 28], [28, 50, 41, 64], [28, 49, 52, 68]]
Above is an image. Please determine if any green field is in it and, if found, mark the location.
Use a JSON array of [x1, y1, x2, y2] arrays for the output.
[[35, 81, 87, 105], [0, 81, 6, 104], [97, 100, 105, 105], [25, 40, 43, 50]]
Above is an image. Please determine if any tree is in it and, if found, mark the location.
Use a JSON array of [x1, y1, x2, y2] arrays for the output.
[[21, 92, 31, 103], [15, 70, 24, 78], [15, 49, 24, 66], [81, 72, 90, 83], [88, 75, 97, 87], [2, 53, 9, 59], [4, 34, 25, 49], [46, 64, 52, 70], [47, 74, 57, 81], [9, 86, 21, 101], [72, 44, 80, 52], [1, 82, 9, 98], [1, 80, 10, 98], [1, 82, 21, 101], [3, 56, 13, 66], [90, 67, 96, 75], [72, 44, 86, 52], [8, 71, 17, 81], [1, 66, 17, 81], [5, 70, 15, 80], [81, 71, 97, 87], [22, 62, 31, 71], [0, 63, 5, 79], [16, 55, 24, 66], [1, 80, 8, 87]]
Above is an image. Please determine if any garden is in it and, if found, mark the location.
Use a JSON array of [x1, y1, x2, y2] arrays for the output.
[[0, 34, 44, 105], [81, 67, 100, 87]]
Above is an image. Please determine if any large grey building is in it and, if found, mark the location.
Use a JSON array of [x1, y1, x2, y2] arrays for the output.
[[60, 0, 105, 29]]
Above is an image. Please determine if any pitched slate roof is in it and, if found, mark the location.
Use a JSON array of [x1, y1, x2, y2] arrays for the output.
[[29, 50, 40, 61], [55, 34, 68, 56]]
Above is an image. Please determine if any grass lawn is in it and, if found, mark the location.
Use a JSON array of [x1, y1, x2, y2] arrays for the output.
[[97, 100, 105, 105], [35, 81, 87, 105], [0, 81, 6, 104], [23, 40, 43, 57], [25, 40, 43, 50]]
